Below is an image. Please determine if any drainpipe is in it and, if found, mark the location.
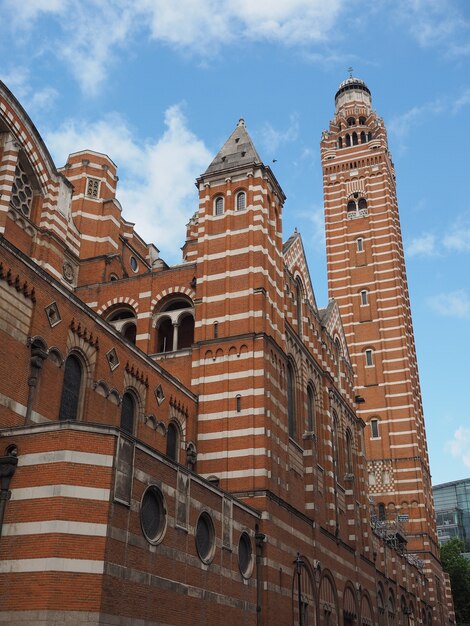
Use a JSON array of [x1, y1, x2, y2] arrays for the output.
[[255, 529, 266, 626], [25, 341, 48, 424], [0, 445, 18, 539]]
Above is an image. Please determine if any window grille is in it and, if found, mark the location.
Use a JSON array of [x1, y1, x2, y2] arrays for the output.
[[86, 177, 100, 198], [10, 162, 33, 216]]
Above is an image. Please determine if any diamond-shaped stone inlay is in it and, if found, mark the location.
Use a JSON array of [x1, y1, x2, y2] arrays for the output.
[[45, 302, 61, 327], [106, 348, 119, 371], [155, 384, 165, 405]]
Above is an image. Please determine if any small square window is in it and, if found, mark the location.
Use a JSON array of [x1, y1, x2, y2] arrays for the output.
[[86, 177, 100, 198]]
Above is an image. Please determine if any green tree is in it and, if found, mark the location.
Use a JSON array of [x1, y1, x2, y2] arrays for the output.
[[440, 538, 470, 625]]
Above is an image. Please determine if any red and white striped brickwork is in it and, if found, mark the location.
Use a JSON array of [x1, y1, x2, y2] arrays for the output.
[[321, 76, 449, 618], [0, 77, 454, 625]]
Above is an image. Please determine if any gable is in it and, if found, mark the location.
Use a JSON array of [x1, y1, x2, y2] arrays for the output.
[[283, 230, 317, 311]]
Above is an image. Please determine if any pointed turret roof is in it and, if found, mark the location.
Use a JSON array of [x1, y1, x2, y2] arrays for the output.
[[204, 118, 262, 175]]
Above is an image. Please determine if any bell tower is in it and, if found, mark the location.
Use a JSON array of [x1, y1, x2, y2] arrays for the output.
[[321, 75, 445, 605]]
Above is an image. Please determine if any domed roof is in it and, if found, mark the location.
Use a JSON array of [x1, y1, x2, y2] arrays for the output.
[[335, 76, 371, 102]]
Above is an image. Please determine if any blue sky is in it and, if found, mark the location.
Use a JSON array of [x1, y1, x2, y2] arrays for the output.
[[1, 0, 469, 486]]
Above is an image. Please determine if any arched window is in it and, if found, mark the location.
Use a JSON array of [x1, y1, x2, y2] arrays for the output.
[[345, 429, 353, 475], [360, 131, 366, 144], [335, 337, 341, 356], [365, 348, 374, 367], [359, 117, 366, 125], [358, 198, 367, 210], [332, 411, 339, 478], [166, 422, 179, 461], [59, 354, 83, 421], [296, 277, 303, 335], [120, 391, 136, 435], [388, 592, 396, 624], [378, 502, 386, 521], [347, 200, 356, 213], [123, 324, 137, 343], [236, 394, 242, 413], [154, 297, 194, 353], [360, 290, 368, 305], [367, 132, 372, 141], [346, 134, 351, 147], [106, 306, 137, 345], [347, 117, 355, 126], [307, 385, 315, 432], [156, 317, 173, 352], [236, 191, 246, 211], [214, 196, 224, 216], [287, 362, 296, 438], [352, 132, 358, 146], [370, 418, 380, 438], [337, 137, 343, 149], [178, 314, 194, 349]]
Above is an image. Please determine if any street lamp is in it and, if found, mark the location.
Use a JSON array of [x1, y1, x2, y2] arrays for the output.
[[294, 552, 305, 626]]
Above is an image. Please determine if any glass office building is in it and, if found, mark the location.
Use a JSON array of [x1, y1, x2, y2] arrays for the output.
[[433, 478, 470, 556]]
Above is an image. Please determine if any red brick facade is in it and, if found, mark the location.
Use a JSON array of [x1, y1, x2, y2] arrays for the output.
[[0, 79, 453, 625]]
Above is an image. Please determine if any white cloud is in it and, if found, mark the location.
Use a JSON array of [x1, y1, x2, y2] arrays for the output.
[[394, 0, 469, 53], [443, 219, 470, 252], [388, 99, 444, 142], [29, 86, 58, 110], [0, 67, 30, 96], [446, 427, 470, 468], [3, 0, 64, 29], [259, 113, 299, 155], [46, 104, 212, 263], [452, 89, 470, 114], [3, 0, 345, 92], [0, 67, 58, 112], [140, 0, 343, 51], [389, 87, 470, 151], [427, 289, 470, 318], [406, 233, 437, 257], [296, 205, 325, 248]]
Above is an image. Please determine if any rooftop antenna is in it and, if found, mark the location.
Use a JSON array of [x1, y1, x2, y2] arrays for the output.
[[348, 66, 353, 78]]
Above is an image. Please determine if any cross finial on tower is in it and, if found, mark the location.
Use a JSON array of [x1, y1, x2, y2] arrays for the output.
[[348, 66, 353, 78]]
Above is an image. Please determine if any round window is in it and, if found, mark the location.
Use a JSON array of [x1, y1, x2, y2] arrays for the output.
[[238, 532, 253, 578], [195, 512, 216, 564], [130, 256, 138, 272], [140, 486, 167, 544]]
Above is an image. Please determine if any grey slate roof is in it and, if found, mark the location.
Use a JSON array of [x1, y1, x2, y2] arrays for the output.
[[317, 299, 335, 326], [203, 119, 263, 175], [283, 229, 298, 255]]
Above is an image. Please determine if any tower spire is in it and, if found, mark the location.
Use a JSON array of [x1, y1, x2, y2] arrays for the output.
[[203, 118, 262, 176]]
